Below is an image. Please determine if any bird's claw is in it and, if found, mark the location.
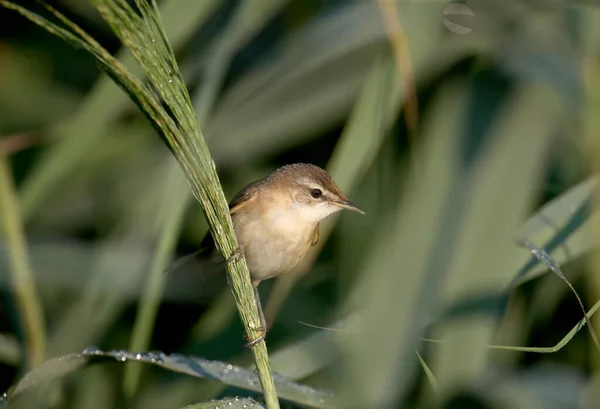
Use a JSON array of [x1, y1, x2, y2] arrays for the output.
[[226, 246, 244, 264], [244, 326, 267, 348]]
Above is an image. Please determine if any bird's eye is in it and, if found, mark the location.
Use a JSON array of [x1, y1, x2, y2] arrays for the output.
[[310, 188, 323, 199]]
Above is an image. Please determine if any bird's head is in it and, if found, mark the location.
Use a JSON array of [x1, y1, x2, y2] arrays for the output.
[[269, 163, 365, 223]]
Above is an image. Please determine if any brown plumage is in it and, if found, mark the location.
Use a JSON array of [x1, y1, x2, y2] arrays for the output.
[[196, 163, 364, 346]]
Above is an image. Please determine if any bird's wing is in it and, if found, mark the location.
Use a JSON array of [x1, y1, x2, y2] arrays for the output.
[[164, 180, 268, 288], [198, 177, 267, 255], [228, 178, 264, 214]]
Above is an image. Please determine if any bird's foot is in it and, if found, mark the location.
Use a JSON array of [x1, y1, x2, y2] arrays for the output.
[[225, 246, 244, 264], [244, 326, 267, 348]]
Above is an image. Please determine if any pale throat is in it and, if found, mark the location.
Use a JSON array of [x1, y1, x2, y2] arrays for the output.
[[261, 194, 339, 232]]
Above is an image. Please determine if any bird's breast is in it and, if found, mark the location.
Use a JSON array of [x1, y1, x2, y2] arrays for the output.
[[232, 207, 315, 282]]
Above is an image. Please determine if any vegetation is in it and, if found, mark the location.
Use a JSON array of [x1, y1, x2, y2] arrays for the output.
[[0, 0, 599, 408]]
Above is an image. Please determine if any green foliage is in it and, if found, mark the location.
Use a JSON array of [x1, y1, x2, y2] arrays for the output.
[[0, 1, 600, 408]]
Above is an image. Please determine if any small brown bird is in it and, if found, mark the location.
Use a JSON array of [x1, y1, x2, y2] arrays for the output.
[[195, 163, 364, 346]]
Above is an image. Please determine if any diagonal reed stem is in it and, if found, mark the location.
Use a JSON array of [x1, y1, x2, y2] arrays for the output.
[[0, 1, 279, 406]]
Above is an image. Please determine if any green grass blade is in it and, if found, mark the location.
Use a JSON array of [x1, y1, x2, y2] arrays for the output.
[[119, 0, 291, 401], [0, 148, 46, 369], [182, 397, 265, 409], [513, 176, 596, 286], [420, 298, 600, 353], [415, 350, 438, 394], [6, 349, 332, 408]]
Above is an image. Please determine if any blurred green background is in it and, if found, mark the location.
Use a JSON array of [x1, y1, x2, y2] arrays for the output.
[[1, 0, 600, 408]]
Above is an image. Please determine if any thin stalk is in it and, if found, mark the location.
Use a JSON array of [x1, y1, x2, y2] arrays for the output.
[[0, 148, 46, 369]]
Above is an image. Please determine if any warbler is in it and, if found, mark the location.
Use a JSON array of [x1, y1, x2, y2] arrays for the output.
[[184, 163, 364, 346]]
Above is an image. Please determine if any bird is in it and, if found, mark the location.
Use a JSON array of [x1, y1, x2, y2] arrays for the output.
[[183, 163, 364, 346]]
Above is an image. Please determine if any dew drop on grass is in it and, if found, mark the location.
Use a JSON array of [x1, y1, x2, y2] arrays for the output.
[[114, 349, 129, 362], [147, 351, 166, 363], [222, 363, 234, 375], [170, 352, 184, 361], [82, 346, 101, 356]]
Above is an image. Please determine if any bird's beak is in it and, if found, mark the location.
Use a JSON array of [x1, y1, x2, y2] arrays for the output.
[[335, 199, 365, 214]]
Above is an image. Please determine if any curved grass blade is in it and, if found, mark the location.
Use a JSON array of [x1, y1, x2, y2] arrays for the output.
[[420, 299, 600, 353], [126, 0, 290, 397], [3, 348, 333, 409], [0, 0, 279, 408], [0, 1, 280, 405], [18, 0, 224, 220], [518, 239, 600, 354], [281, 286, 600, 374], [512, 183, 595, 287]]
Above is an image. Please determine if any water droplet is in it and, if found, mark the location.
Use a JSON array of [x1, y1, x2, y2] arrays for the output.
[[114, 349, 129, 362], [148, 351, 165, 363], [82, 346, 101, 355]]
